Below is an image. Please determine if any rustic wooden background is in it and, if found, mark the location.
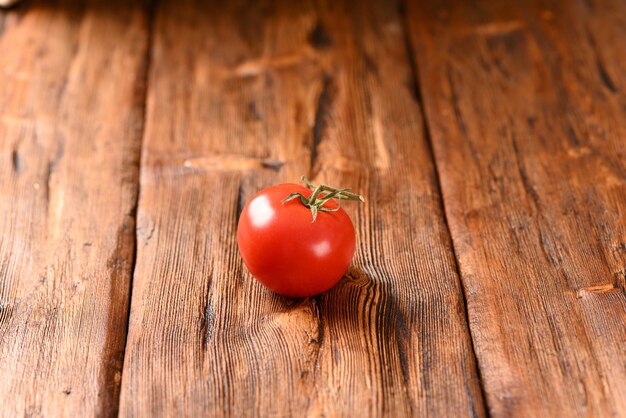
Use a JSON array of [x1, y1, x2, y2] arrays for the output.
[[0, 0, 624, 417]]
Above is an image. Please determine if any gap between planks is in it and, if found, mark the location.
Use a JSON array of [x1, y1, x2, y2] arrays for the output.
[[398, 0, 491, 415], [116, 0, 159, 413]]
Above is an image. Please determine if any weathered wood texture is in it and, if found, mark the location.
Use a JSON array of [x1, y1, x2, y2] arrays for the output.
[[2, 0, 624, 416], [0, 1, 149, 417], [406, 0, 626, 416], [119, 0, 484, 416]]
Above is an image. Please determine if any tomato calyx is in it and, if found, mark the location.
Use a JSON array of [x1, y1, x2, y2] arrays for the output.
[[281, 175, 365, 222]]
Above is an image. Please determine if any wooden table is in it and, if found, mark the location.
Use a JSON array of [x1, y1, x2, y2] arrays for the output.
[[1, 0, 624, 416]]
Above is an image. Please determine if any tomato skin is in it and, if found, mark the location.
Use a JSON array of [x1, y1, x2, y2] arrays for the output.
[[237, 183, 356, 297]]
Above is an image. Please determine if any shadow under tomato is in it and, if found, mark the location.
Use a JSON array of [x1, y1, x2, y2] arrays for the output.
[[290, 264, 412, 373]]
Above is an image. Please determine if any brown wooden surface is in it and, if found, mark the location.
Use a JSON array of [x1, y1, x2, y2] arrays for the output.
[[407, 0, 626, 416], [119, 0, 483, 416], [0, 1, 149, 416], [1, 0, 625, 417]]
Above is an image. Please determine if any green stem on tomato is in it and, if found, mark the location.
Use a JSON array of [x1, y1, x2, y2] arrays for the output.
[[281, 175, 365, 222]]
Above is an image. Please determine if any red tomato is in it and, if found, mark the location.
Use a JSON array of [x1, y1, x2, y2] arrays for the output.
[[237, 181, 360, 297]]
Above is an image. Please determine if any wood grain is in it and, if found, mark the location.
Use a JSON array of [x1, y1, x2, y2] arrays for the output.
[[0, 1, 149, 416], [4, 0, 621, 416], [119, 0, 484, 416], [406, 0, 626, 416], [307, 1, 485, 416]]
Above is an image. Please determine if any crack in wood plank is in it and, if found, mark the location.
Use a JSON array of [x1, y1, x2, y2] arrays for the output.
[[115, 0, 158, 414], [400, 2, 490, 415], [310, 74, 333, 179]]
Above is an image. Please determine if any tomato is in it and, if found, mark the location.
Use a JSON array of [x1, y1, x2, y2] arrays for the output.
[[237, 177, 363, 297]]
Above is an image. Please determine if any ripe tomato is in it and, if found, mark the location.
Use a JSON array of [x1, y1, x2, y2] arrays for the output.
[[237, 178, 363, 297]]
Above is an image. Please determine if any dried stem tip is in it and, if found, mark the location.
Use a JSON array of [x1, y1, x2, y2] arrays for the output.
[[281, 175, 365, 222]]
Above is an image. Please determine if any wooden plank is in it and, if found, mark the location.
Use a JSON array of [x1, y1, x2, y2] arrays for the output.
[[0, 1, 149, 416], [406, 0, 626, 416], [119, 0, 326, 415], [119, 0, 485, 416], [307, 1, 485, 416]]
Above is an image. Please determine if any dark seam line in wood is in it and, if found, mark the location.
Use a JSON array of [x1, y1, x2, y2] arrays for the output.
[[565, 124, 581, 147], [510, 131, 541, 209], [200, 271, 215, 350], [310, 294, 324, 372], [584, 27, 617, 94], [236, 182, 245, 221], [398, 2, 491, 416], [43, 142, 64, 212], [115, 0, 158, 415], [310, 74, 332, 179], [260, 160, 284, 171], [44, 159, 52, 210], [11, 149, 20, 173]]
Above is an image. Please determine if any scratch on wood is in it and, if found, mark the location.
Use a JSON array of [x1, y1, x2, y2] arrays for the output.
[[51, 140, 65, 171], [565, 125, 581, 147], [260, 160, 283, 171], [247, 101, 263, 122], [594, 59, 616, 93], [511, 132, 541, 207], [576, 283, 618, 298], [57, 78, 69, 103], [234, 52, 312, 77], [614, 269, 626, 292], [362, 51, 380, 79], [44, 160, 53, 207], [539, 231, 561, 266], [585, 29, 617, 94], [43, 141, 65, 208], [143, 223, 156, 245]]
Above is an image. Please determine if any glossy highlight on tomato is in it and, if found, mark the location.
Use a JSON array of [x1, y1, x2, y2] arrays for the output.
[[237, 180, 361, 298]]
